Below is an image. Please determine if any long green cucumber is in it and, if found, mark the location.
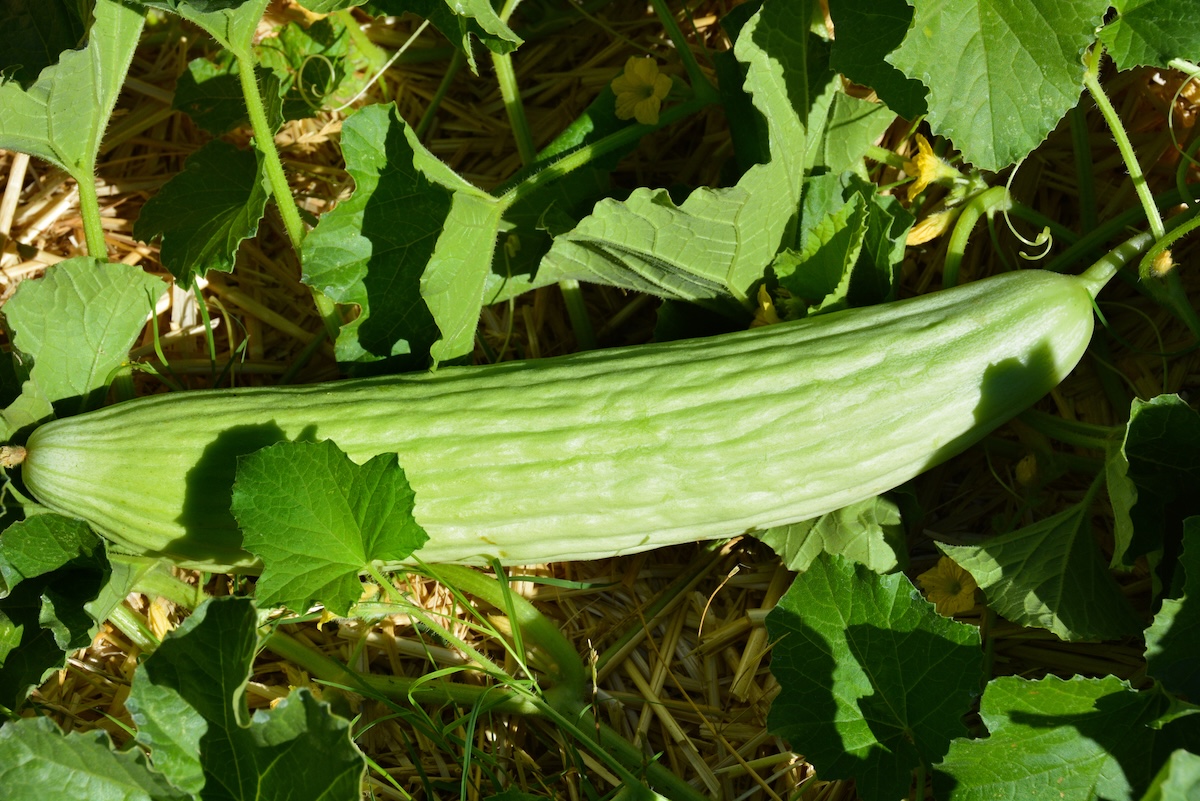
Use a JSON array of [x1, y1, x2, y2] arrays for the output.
[[16, 254, 1137, 572]]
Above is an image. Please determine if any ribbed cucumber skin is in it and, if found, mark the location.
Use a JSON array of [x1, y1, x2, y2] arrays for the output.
[[22, 270, 1094, 570]]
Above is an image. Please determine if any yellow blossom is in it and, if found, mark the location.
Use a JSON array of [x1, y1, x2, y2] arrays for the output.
[[905, 207, 960, 245], [612, 57, 672, 125], [904, 134, 962, 202], [750, 284, 782, 328], [917, 556, 978, 616]]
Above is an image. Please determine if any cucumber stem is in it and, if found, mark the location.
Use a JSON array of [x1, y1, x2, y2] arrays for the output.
[[1077, 231, 1155, 298]]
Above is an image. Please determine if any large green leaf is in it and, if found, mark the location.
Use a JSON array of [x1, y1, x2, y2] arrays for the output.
[[0, 0, 144, 180], [0, 0, 88, 87], [935, 676, 1200, 801], [2, 258, 167, 420], [129, 596, 365, 799], [231, 440, 428, 615], [766, 554, 982, 799], [826, 0, 927, 120], [301, 102, 500, 367], [534, 0, 825, 307], [1100, 0, 1200, 70], [942, 491, 1142, 642], [134, 140, 269, 286], [0, 717, 191, 801], [887, 0, 1109, 170]]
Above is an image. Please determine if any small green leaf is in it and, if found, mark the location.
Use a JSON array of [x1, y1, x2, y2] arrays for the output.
[[372, 0, 521, 70], [1146, 518, 1200, 701], [134, 139, 269, 285], [1100, 0, 1200, 70], [0, 515, 110, 711], [2, 257, 167, 417], [0, 0, 143, 179], [934, 675, 1200, 801], [766, 554, 982, 800], [815, 93, 899, 177], [942, 493, 1142, 641], [826, 0, 927, 120], [887, 0, 1109, 170], [755, 495, 907, 573], [0, 716, 191, 801], [131, 596, 365, 798], [231, 440, 427, 615]]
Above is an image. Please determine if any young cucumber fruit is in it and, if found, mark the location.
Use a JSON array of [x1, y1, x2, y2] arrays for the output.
[[19, 261, 1128, 572]]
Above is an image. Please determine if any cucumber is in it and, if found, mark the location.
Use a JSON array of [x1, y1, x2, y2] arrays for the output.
[[18, 268, 1111, 571]]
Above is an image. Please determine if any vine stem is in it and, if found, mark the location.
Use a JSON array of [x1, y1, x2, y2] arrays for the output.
[[76, 171, 108, 258], [941, 186, 1012, 288], [1083, 46, 1166, 241]]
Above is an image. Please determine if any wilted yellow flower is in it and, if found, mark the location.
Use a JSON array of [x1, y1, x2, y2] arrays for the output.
[[612, 57, 672, 125], [917, 556, 978, 616], [904, 134, 962, 202], [750, 284, 782, 328], [906, 207, 960, 245]]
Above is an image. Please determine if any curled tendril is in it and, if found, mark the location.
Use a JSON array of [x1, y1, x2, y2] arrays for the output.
[[1002, 159, 1054, 261]]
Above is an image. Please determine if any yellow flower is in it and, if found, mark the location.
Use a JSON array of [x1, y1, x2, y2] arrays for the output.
[[750, 284, 782, 328], [612, 57, 672, 125], [917, 556, 978, 616], [904, 134, 962, 202], [905, 207, 960, 245]]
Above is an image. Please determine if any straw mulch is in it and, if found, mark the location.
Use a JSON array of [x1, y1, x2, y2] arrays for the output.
[[2, 1, 1198, 799]]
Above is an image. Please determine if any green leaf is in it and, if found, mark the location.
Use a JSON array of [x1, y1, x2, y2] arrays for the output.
[[1100, 0, 1200, 70], [826, 0, 927, 120], [815, 94, 899, 177], [374, 0, 521, 71], [774, 183, 869, 316], [134, 139, 270, 286], [766, 554, 983, 799], [2, 258, 167, 417], [135, 0, 270, 57], [0, 515, 110, 712], [1145, 518, 1200, 701], [534, 0, 825, 307], [0, 0, 144, 179], [131, 596, 365, 798], [941, 490, 1142, 642], [0, 716, 191, 800], [934, 676, 1200, 801], [302, 102, 499, 367], [755, 495, 907, 573], [1140, 750, 1200, 801], [231, 440, 427, 615], [1107, 395, 1200, 569], [172, 54, 249, 135], [0, 0, 88, 87], [887, 0, 1109, 170]]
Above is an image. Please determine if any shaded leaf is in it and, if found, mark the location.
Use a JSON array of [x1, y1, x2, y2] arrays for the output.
[[132, 596, 365, 799], [231, 440, 427, 615], [942, 490, 1142, 641], [766, 554, 982, 800], [887, 0, 1109, 170], [827, 0, 927, 120], [934, 676, 1200, 801], [135, 140, 269, 285], [0, 0, 87, 87], [534, 0, 825, 307], [1140, 750, 1200, 801], [135, 0, 270, 57], [0, 515, 110, 712], [1145, 518, 1200, 701]]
